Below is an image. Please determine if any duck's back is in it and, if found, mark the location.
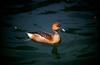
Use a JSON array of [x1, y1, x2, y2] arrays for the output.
[[30, 32, 52, 40]]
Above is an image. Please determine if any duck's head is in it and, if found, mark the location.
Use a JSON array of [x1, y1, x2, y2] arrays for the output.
[[52, 22, 61, 31], [52, 22, 66, 32]]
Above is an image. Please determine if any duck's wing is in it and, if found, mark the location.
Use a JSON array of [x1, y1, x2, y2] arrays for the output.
[[29, 32, 53, 40]]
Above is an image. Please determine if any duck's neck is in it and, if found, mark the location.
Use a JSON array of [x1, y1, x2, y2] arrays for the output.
[[51, 30, 60, 44], [52, 30, 58, 34], [52, 29, 60, 34]]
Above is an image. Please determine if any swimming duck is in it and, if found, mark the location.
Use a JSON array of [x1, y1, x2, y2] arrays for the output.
[[26, 22, 64, 46]]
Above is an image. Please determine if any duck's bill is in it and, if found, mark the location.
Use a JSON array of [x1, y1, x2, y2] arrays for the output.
[[61, 28, 66, 32]]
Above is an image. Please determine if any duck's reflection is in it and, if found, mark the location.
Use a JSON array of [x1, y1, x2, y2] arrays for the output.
[[51, 45, 61, 59]]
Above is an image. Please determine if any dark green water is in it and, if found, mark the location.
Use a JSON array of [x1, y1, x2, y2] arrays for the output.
[[1, 0, 97, 65]]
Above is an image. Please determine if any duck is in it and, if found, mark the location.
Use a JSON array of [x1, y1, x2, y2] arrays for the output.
[[26, 22, 64, 46]]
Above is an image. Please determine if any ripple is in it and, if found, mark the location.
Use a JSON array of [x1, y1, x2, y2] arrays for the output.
[[5, 46, 38, 51], [11, 26, 27, 32], [38, 11, 58, 15]]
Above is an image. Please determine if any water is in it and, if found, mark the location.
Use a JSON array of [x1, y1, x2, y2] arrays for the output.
[[1, 0, 97, 65]]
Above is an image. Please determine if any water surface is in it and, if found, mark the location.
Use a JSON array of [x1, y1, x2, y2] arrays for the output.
[[1, 0, 97, 65]]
